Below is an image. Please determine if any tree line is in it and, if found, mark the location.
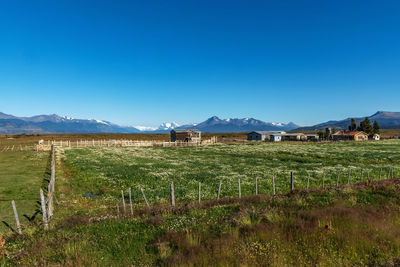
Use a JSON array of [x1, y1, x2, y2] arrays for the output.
[[348, 117, 380, 135]]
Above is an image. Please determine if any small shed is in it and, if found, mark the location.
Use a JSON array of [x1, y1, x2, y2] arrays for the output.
[[170, 129, 201, 142], [248, 131, 268, 141], [281, 133, 306, 141], [371, 134, 380, 141], [270, 134, 282, 142], [306, 134, 320, 141]]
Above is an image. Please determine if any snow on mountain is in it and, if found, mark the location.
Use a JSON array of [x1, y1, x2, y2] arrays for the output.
[[134, 126, 158, 131], [94, 119, 109, 125], [158, 122, 180, 130]]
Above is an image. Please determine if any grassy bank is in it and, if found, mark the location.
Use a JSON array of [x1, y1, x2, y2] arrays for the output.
[[0, 151, 49, 233]]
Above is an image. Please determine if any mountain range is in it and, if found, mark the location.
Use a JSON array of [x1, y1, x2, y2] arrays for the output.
[[0, 112, 139, 134], [0, 112, 298, 134], [297, 111, 400, 131], [1, 111, 399, 134]]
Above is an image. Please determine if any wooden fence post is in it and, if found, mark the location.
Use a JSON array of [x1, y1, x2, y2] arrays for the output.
[[307, 174, 310, 190], [128, 188, 133, 215], [272, 176, 276, 195], [255, 177, 258, 195], [48, 145, 55, 219], [379, 168, 382, 180], [238, 179, 241, 198], [367, 171, 370, 181], [198, 182, 201, 204], [141, 188, 150, 208], [290, 172, 294, 192], [40, 188, 49, 230], [11, 200, 22, 234], [391, 168, 393, 179], [336, 173, 340, 186], [121, 190, 126, 214], [217, 181, 222, 200], [170, 181, 175, 207], [360, 168, 363, 181], [322, 173, 325, 188]]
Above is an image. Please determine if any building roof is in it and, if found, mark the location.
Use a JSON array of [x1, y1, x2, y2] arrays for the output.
[[282, 133, 305, 136], [333, 131, 368, 136], [171, 129, 201, 133], [249, 131, 285, 135]]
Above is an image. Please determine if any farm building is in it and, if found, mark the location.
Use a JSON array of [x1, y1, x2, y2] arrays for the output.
[[371, 134, 380, 141], [332, 131, 368, 141], [247, 131, 286, 141], [170, 129, 201, 142], [306, 134, 320, 141], [281, 133, 307, 141], [270, 134, 282, 142]]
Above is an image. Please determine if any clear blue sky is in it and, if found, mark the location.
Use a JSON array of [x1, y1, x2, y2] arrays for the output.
[[1, 1, 400, 127]]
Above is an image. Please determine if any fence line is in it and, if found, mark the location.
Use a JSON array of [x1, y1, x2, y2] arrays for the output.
[[7, 162, 398, 234], [10, 145, 57, 233], [110, 167, 397, 214], [0, 145, 35, 152], [35, 137, 218, 151]]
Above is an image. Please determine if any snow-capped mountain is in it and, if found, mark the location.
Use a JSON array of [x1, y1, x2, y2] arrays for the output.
[[134, 126, 157, 131], [0, 112, 140, 134], [0, 112, 299, 133], [173, 116, 298, 133], [158, 122, 180, 130]]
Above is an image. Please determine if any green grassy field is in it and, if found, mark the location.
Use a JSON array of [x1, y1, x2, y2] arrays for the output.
[[0, 151, 49, 233], [2, 140, 400, 266], [61, 140, 400, 207]]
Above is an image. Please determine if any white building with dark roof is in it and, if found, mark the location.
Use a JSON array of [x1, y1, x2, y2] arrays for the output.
[[247, 131, 286, 141]]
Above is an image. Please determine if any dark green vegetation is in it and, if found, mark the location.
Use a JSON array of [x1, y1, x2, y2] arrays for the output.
[[0, 151, 49, 233], [1, 140, 400, 266]]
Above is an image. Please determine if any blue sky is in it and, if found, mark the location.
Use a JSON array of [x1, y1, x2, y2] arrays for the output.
[[1, 0, 400, 127]]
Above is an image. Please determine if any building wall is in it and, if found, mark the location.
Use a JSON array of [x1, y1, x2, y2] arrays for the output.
[[171, 131, 201, 142], [247, 133, 265, 141], [355, 134, 368, 141], [270, 135, 281, 142]]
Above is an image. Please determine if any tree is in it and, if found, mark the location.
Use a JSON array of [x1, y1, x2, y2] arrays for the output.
[[372, 120, 380, 134], [358, 117, 372, 134], [348, 118, 357, 131]]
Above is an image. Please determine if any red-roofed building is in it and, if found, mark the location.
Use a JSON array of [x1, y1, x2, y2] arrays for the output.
[[332, 131, 369, 141]]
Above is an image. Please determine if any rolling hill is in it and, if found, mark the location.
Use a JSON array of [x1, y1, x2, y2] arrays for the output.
[[297, 111, 400, 131]]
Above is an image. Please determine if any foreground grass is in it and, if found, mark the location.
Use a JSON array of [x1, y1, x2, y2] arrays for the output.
[[5, 179, 400, 266], [2, 141, 400, 266], [0, 151, 49, 233]]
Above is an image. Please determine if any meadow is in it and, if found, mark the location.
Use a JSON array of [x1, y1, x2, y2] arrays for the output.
[[61, 140, 400, 207], [2, 140, 400, 266]]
